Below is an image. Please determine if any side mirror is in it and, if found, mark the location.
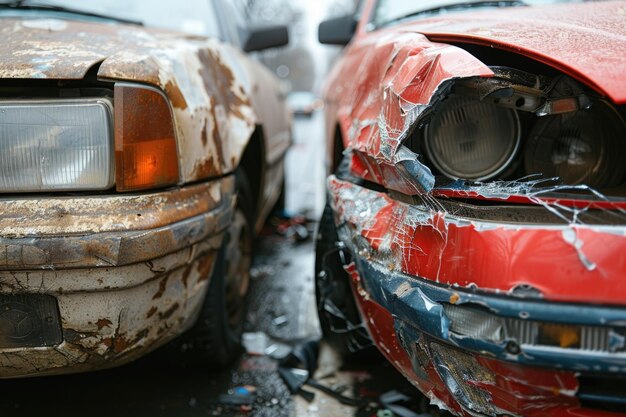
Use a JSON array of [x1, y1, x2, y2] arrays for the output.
[[318, 14, 357, 46], [243, 25, 289, 52]]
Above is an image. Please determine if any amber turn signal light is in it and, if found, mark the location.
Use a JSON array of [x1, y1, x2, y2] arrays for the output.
[[114, 83, 179, 192]]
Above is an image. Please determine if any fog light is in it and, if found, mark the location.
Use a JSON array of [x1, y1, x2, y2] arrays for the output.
[[424, 95, 521, 180], [444, 304, 504, 342]]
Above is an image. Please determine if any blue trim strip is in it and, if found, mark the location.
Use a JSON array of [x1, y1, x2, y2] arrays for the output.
[[354, 255, 626, 374]]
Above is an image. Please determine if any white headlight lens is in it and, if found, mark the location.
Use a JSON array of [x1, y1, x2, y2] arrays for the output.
[[0, 99, 114, 192], [424, 96, 521, 180]]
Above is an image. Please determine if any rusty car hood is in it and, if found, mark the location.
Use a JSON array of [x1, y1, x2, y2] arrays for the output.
[[399, 0, 626, 104], [0, 17, 177, 80]]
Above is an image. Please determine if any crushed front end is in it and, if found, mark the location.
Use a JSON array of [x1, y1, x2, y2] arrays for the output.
[[321, 31, 626, 416]]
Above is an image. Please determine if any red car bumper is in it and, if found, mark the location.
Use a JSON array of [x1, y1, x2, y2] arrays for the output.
[[328, 175, 626, 416]]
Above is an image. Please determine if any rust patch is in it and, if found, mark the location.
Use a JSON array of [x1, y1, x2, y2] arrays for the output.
[[158, 302, 180, 320], [200, 117, 208, 146], [449, 293, 460, 304], [113, 336, 131, 353], [197, 252, 215, 282], [208, 98, 226, 168], [192, 158, 218, 179], [191, 98, 223, 179], [146, 306, 158, 319], [109, 329, 150, 354], [165, 80, 188, 110], [197, 49, 250, 120], [181, 264, 192, 288], [152, 276, 169, 300], [96, 318, 112, 330]]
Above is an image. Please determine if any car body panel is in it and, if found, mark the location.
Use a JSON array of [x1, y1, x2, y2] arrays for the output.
[[328, 174, 626, 416], [0, 12, 289, 376], [323, 29, 492, 194], [321, 0, 626, 415], [0, 17, 290, 185], [399, 0, 626, 104], [0, 176, 234, 377]]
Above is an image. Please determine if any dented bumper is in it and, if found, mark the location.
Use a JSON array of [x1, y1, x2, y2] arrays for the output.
[[328, 175, 626, 416], [0, 177, 234, 378]]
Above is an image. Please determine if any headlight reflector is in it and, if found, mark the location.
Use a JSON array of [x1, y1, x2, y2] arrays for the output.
[[424, 96, 521, 180], [524, 101, 626, 188], [0, 99, 114, 192]]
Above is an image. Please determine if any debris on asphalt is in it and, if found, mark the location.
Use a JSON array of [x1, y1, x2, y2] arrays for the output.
[[277, 339, 365, 407], [265, 342, 293, 360], [265, 212, 314, 243], [379, 390, 430, 417], [272, 315, 289, 327], [277, 367, 311, 396], [242, 332, 270, 355], [218, 385, 257, 407]]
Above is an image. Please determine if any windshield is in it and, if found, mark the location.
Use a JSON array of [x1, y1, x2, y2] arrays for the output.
[[373, 0, 588, 27], [0, 0, 221, 37]]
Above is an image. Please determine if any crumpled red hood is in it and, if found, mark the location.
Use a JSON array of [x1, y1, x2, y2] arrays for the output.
[[400, 0, 626, 104]]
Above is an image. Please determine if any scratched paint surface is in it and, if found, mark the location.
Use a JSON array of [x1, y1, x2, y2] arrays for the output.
[[322, 0, 626, 415]]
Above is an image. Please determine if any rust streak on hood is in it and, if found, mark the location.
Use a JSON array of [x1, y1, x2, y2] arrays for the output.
[[400, 0, 626, 103], [0, 18, 159, 79]]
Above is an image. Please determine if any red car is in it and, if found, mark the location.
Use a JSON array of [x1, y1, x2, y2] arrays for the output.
[[315, 0, 626, 416]]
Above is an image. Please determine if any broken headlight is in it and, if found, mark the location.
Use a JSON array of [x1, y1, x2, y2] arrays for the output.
[[416, 68, 626, 192], [423, 95, 521, 181], [0, 98, 114, 192], [524, 100, 626, 188]]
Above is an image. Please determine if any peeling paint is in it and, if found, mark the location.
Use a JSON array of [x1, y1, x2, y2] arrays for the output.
[[0, 174, 232, 376], [0, 237, 222, 378]]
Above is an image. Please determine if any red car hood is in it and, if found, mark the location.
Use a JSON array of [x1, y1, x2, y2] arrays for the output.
[[400, 0, 626, 104]]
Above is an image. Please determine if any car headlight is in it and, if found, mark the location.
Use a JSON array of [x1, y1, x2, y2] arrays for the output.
[[424, 95, 521, 181], [0, 98, 114, 192], [524, 100, 626, 188]]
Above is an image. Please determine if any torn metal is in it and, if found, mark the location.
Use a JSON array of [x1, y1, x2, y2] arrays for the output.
[[329, 177, 626, 416]]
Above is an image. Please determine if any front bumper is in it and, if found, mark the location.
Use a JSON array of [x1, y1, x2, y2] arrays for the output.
[[0, 177, 234, 377], [328, 175, 626, 416]]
